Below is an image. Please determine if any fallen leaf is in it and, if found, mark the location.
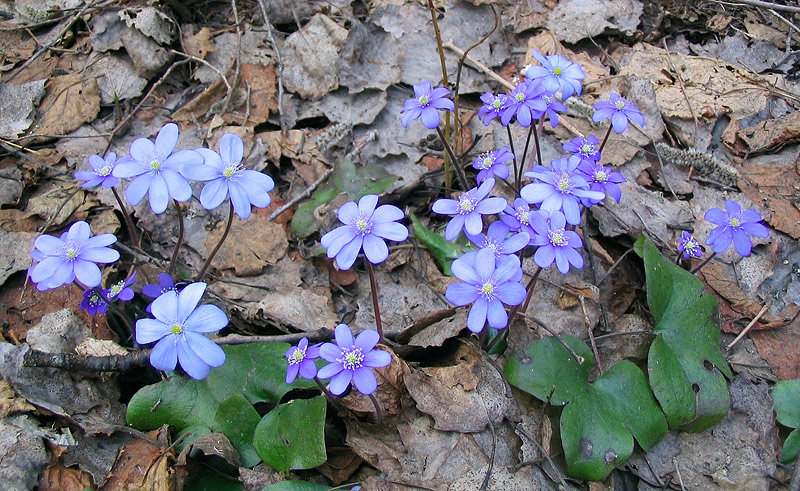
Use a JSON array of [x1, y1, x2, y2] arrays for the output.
[[0, 228, 38, 287], [104, 429, 176, 491], [31, 74, 100, 137], [737, 110, 800, 156], [0, 379, 35, 418], [0, 418, 48, 490], [545, 0, 643, 44], [176, 432, 240, 467], [0, 79, 46, 139], [39, 461, 94, 491], [0, 22, 37, 65], [242, 287, 338, 331], [204, 215, 288, 277], [23, 181, 85, 227], [86, 53, 148, 103], [119, 7, 175, 45], [337, 19, 401, 93], [184, 26, 214, 60], [282, 14, 348, 99]]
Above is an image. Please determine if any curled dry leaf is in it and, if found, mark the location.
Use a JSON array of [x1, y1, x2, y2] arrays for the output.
[[31, 74, 100, 137], [204, 215, 288, 277]]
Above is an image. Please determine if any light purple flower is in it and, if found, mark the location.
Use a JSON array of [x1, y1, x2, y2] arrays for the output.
[[541, 93, 567, 128], [431, 178, 507, 241], [473, 147, 514, 184], [577, 160, 626, 205], [478, 92, 508, 126], [103, 271, 136, 302], [521, 158, 605, 225], [563, 136, 601, 164], [320, 194, 409, 270], [29, 221, 120, 291], [445, 248, 526, 333], [317, 324, 391, 396], [592, 93, 645, 134], [112, 123, 203, 214], [181, 133, 274, 219], [676, 231, 703, 260], [80, 289, 109, 316], [501, 79, 547, 127], [75, 152, 120, 188], [529, 210, 584, 274], [464, 221, 529, 260], [401, 81, 454, 129], [500, 198, 536, 242], [286, 337, 321, 384], [705, 200, 769, 256], [135, 282, 228, 380], [525, 50, 586, 99], [142, 272, 179, 313]]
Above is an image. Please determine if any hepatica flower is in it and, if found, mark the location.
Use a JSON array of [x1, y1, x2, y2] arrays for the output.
[[81, 289, 109, 316], [29, 221, 119, 291], [432, 178, 506, 241], [592, 93, 645, 134], [472, 147, 514, 184], [521, 158, 605, 225], [577, 160, 626, 205], [446, 248, 526, 333], [705, 200, 769, 256], [75, 152, 120, 188], [464, 221, 529, 261], [525, 49, 586, 99], [563, 136, 601, 164], [112, 123, 202, 214], [182, 133, 275, 219], [541, 93, 567, 128], [529, 210, 584, 274], [478, 92, 507, 126], [286, 337, 321, 384], [401, 81, 454, 129], [500, 79, 547, 127], [104, 271, 136, 302], [317, 324, 391, 396], [500, 198, 536, 241], [142, 272, 179, 313], [320, 194, 409, 270], [135, 282, 228, 380], [676, 231, 703, 260]]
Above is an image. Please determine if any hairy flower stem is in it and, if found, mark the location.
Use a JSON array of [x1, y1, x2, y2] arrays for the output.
[[486, 267, 543, 353], [506, 126, 518, 185], [195, 201, 234, 281], [517, 125, 534, 190], [111, 186, 140, 249], [313, 376, 348, 415], [531, 118, 544, 172], [598, 124, 613, 153], [435, 126, 469, 190], [167, 200, 185, 275], [691, 251, 716, 274], [366, 261, 384, 343], [426, 0, 452, 190], [369, 393, 385, 425]]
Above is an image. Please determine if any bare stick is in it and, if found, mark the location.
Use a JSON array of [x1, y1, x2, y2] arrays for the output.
[[219, 0, 241, 116], [435, 126, 470, 190], [523, 314, 585, 365], [256, 0, 288, 133], [711, 0, 800, 14], [170, 49, 231, 93], [444, 41, 513, 90], [725, 303, 771, 351]]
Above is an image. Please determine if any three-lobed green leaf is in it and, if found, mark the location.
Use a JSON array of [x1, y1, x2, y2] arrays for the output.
[[771, 378, 800, 463]]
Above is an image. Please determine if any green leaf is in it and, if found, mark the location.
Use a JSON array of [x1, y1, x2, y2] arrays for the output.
[[182, 464, 243, 491], [408, 210, 462, 275], [505, 336, 667, 481], [771, 379, 800, 463], [641, 237, 732, 432], [127, 376, 219, 431], [253, 396, 327, 472], [262, 482, 330, 491], [215, 395, 262, 468]]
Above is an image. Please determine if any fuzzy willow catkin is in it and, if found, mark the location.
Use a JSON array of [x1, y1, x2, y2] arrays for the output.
[[655, 143, 739, 187]]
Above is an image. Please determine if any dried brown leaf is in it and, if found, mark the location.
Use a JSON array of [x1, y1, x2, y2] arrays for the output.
[[184, 27, 214, 60], [32, 75, 100, 137], [205, 215, 288, 276], [39, 461, 94, 491], [104, 429, 176, 491]]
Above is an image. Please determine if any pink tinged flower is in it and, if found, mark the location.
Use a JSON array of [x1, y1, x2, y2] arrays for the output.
[[285, 337, 321, 384], [521, 158, 605, 225], [112, 123, 203, 214], [29, 221, 120, 291], [478, 92, 508, 126], [182, 133, 275, 219], [401, 81, 454, 129], [704, 200, 769, 256], [81, 289, 109, 315], [676, 231, 703, 260], [500, 79, 547, 127], [472, 147, 514, 184], [445, 248, 526, 333], [75, 152, 120, 188], [592, 93, 645, 134], [135, 282, 228, 380], [529, 210, 584, 274], [320, 194, 409, 270], [317, 324, 391, 396], [431, 178, 507, 241], [525, 50, 586, 99]]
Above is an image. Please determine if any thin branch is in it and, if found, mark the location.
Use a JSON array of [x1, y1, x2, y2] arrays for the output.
[[170, 49, 231, 93], [711, 0, 800, 14], [256, 0, 288, 133], [219, 0, 241, 116]]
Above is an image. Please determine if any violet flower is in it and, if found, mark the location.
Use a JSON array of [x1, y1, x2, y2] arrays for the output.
[[464, 221, 529, 261], [80, 289, 109, 316], [135, 282, 228, 380], [29, 221, 119, 291], [525, 50, 586, 99], [473, 147, 514, 184], [563, 136, 601, 164], [577, 160, 626, 205], [320, 194, 408, 270], [75, 152, 120, 188], [445, 248, 526, 333], [521, 158, 605, 225], [500, 198, 537, 242], [500, 79, 547, 127], [317, 324, 391, 396], [541, 93, 567, 128], [142, 272, 179, 313], [286, 337, 321, 384], [112, 123, 202, 214], [529, 210, 584, 274], [401, 81, 454, 129], [705, 200, 769, 256], [676, 231, 703, 260], [182, 133, 275, 219], [478, 92, 508, 126], [592, 93, 645, 134], [431, 178, 506, 241]]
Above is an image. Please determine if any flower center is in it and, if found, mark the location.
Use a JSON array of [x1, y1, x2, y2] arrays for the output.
[[351, 214, 372, 235], [107, 281, 124, 298], [62, 241, 79, 261], [556, 173, 571, 193], [149, 159, 161, 171], [548, 229, 568, 247], [485, 238, 501, 254], [288, 347, 306, 365], [543, 95, 552, 104], [418, 95, 430, 106], [338, 347, 364, 370], [99, 166, 112, 176], [492, 97, 504, 110], [614, 99, 626, 110], [580, 144, 595, 156], [515, 92, 525, 102], [457, 194, 478, 214], [553, 67, 563, 76], [594, 170, 608, 183], [516, 210, 530, 225], [171, 323, 184, 335], [479, 280, 497, 300], [223, 166, 236, 179], [729, 217, 741, 228], [478, 154, 494, 170], [88, 293, 101, 306]]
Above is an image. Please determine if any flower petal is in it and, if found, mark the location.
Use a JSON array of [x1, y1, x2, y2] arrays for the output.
[[354, 329, 379, 351], [371, 221, 408, 242], [73, 259, 102, 287], [496, 282, 526, 306], [130, 137, 155, 163], [335, 235, 363, 270], [125, 174, 152, 206], [184, 331, 226, 367], [185, 304, 228, 333], [150, 337, 178, 371], [177, 282, 206, 322], [446, 282, 480, 306], [450, 256, 481, 285], [363, 349, 391, 367], [358, 194, 379, 216], [352, 367, 378, 395], [79, 246, 120, 264], [321, 225, 358, 258], [147, 173, 170, 214], [150, 290, 178, 323], [362, 234, 388, 264], [334, 324, 354, 347], [136, 318, 170, 344], [328, 370, 353, 395], [337, 201, 359, 223], [704, 208, 728, 225], [199, 178, 229, 210], [317, 360, 342, 377], [371, 204, 404, 223], [486, 299, 508, 329], [319, 344, 342, 363], [732, 229, 753, 256], [467, 298, 488, 333], [228, 180, 252, 219], [176, 335, 211, 379], [220, 133, 244, 165]]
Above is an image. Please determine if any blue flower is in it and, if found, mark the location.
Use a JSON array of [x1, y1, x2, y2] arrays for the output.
[[112, 123, 203, 214], [541, 93, 567, 128], [592, 93, 645, 134], [472, 147, 514, 184], [29, 221, 120, 290], [181, 133, 275, 219], [705, 200, 769, 256], [135, 282, 228, 380], [320, 194, 409, 270], [477, 92, 508, 126], [431, 178, 507, 241], [103, 271, 137, 302], [80, 289, 109, 315], [577, 160, 627, 205], [286, 337, 322, 384], [75, 152, 120, 188], [317, 324, 391, 395], [529, 210, 584, 274], [401, 81, 454, 129], [500, 79, 547, 127], [676, 231, 703, 260], [142, 272, 179, 313], [445, 248, 526, 333], [464, 221, 529, 261], [500, 198, 537, 243], [521, 158, 605, 225], [563, 136, 601, 164], [525, 50, 586, 99]]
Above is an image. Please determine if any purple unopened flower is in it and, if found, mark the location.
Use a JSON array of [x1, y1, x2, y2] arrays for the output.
[[478, 92, 508, 126], [317, 324, 391, 396], [676, 231, 703, 260], [182, 133, 275, 219], [501, 79, 547, 127], [500, 198, 536, 242], [521, 158, 605, 225], [529, 210, 584, 274], [135, 282, 228, 380], [524, 50, 586, 99], [112, 123, 202, 214], [286, 337, 321, 384], [142, 272, 179, 313], [577, 160, 626, 205], [104, 271, 136, 302], [464, 221, 529, 261], [29, 221, 120, 291], [473, 147, 514, 184], [401, 81, 454, 129], [592, 93, 645, 134], [563, 136, 601, 164], [432, 178, 506, 241], [75, 153, 120, 188], [541, 93, 567, 128], [705, 200, 769, 256], [81, 289, 109, 315], [320, 194, 409, 270], [445, 248, 526, 333]]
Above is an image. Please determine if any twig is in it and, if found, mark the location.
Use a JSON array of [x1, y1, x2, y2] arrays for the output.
[[663, 39, 698, 148], [444, 40, 513, 90], [219, 0, 241, 116], [596, 248, 635, 286], [769, 8, 800, 37], [514, 425, 569, 489], [256, 0, 288, 133], [170, 49, 231, 93], [522, 314, 585, 365], [38, 186, 82, 234], [790, 453, 800, 491], [711, 0, 800, 14], [674, 457, 687, 490], [725, 303, 771, 351], [268, 167, 333, 222], [478, 392, 496, 491], [426, 0, 453, 189]]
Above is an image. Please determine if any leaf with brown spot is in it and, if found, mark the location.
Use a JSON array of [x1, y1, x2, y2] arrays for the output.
[[184, 27, 214, 60], [32, 74, 100, 137]]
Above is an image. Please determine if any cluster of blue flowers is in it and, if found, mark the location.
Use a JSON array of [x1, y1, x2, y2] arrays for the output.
[[676, 200, 769, 261]]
